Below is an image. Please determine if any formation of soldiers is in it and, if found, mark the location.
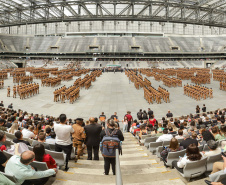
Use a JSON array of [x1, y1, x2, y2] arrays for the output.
[[0, 72, 8, 80], [161, 75, 182, 87], [213, 70, 226, 81], [41, 77, 61, 87], [184, 84, 213, 101], [7, 83, 39, 99], [126, 69, 170, 104], [13, 76, 33, 84], [54, 85, 80, 104], [220, 81, 226, 91], [191, 75, 211, 85], [53, 69, 102, 104], [158, 86, 170, 103], [58, 74, 73, 81]]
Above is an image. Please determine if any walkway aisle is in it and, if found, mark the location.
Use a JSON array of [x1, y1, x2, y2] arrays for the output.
[[52, 132, 186, 185]]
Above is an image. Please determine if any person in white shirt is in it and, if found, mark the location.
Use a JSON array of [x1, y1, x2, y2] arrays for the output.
[[54, 114, 74, 171], [175, 129, 184, 140], [45, 132, 56, 145], [203, 140, 221, 157], [22, 125, 35, 139], [156, 129, 173, 142], [172, 143, 204, 173]]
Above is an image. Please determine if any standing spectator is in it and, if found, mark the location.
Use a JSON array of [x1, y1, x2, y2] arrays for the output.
[[100, 120, 124, 175], [125, 111, 133, 132], [99, 112, 106, 128], [166, 110, 173, 118], [122, 116, 128, 133], [5, 150, 56, 185], [137, 109, 143, 120], [149, 115, 156, 126], [148, 108, 153, 119], [22, 125, 35, 139], [110, 112, 118, 122], [142, 110, 148, 120], [84, 117, 102, 160], [202, 104, 206, 112], [54, 114, 74, 171], [196, 105, 200, 114], [33, 143, 57, 169], [72, 118, 86, 162], [0, 101, 4, 107]]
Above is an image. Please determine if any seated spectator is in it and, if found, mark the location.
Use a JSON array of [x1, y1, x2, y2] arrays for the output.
[[157, 123, 163, 132], [172, 143, 204, 173], [168, 127, 177, 135], [191, 132, 198, 140], [139, 125, 147, 140], [212, 126, 225, 141], [5, 118, 12, 129], [156, 129, 173, 142], [180, 133, 198, 149], [203, 140, 221, 157], [33, 123, 42, 136], [5, 150, 56, 185], [133, 125, 140, 136], [0, 131, 7, 172], [156, 129, 163, 137], [160, 138, 184, 162], [22, 125, 35, 139], [33, 143, 57, 169], [45, 132, 56, 145], [45, 127, 52, 139], [0, 118, 7, 132], [13, 131, 31, 146], [8, 122, 19, 134], [175, 129, 184, 140], [32, 132, 51, 150], [199, 128, 215, 145]]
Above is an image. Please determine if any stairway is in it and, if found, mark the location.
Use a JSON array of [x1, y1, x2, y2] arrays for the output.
[[52, 133, 186, 185]]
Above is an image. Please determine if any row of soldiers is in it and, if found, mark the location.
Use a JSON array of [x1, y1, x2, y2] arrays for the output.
[[191, 75, 211, 85], [162, 76, 182, 87], [7, 83, 39, 99], [0, 73, 8, 80], [53, 85, 80, 104], [13, 76, 33, 84], [158, 86, 170, 103], [220, 81, 226, 91], [184, 84, 213, 101], [143, 86, 162, 104], [41, 77, 61, 87]]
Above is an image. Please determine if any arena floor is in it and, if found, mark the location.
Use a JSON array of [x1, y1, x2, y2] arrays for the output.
[[1, 71, 225, 121]]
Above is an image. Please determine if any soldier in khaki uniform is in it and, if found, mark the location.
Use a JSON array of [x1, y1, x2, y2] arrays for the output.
[[7, 86, 10, 97], [72, 118, 86, 162]]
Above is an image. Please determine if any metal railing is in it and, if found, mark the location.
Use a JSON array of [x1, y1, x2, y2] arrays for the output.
[[115, 149, 123, 185]]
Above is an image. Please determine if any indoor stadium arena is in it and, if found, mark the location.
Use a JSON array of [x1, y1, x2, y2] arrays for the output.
[[0, 0, 226, 185]]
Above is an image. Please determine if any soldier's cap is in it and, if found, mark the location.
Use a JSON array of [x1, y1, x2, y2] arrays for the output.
[[75, 118, 83, 122]]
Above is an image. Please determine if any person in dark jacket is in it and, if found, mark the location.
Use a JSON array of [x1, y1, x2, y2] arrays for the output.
[[148, 108, 153, 119], [137, 109, 143, 120], [100, 119, 124, 175], [180, 133, 198, 149], [142, 110, 148, 120], [84, 117, 102, 160]]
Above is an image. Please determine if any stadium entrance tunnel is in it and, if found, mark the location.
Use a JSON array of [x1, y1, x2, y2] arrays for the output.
[[15, 63, 23, 68]]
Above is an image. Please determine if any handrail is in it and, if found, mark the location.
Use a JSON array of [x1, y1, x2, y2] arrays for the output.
[[115, 149, 123, 185]]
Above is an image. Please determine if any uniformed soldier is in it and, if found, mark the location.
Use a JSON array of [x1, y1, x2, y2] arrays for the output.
[[7, 86, 10, 97], [72, 118, 86, 162]]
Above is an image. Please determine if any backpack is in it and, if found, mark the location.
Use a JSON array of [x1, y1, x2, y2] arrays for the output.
[[100, 129, 122, 158]]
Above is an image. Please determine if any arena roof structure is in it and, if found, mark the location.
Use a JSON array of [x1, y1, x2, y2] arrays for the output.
[[1, 0, 226, 27]]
